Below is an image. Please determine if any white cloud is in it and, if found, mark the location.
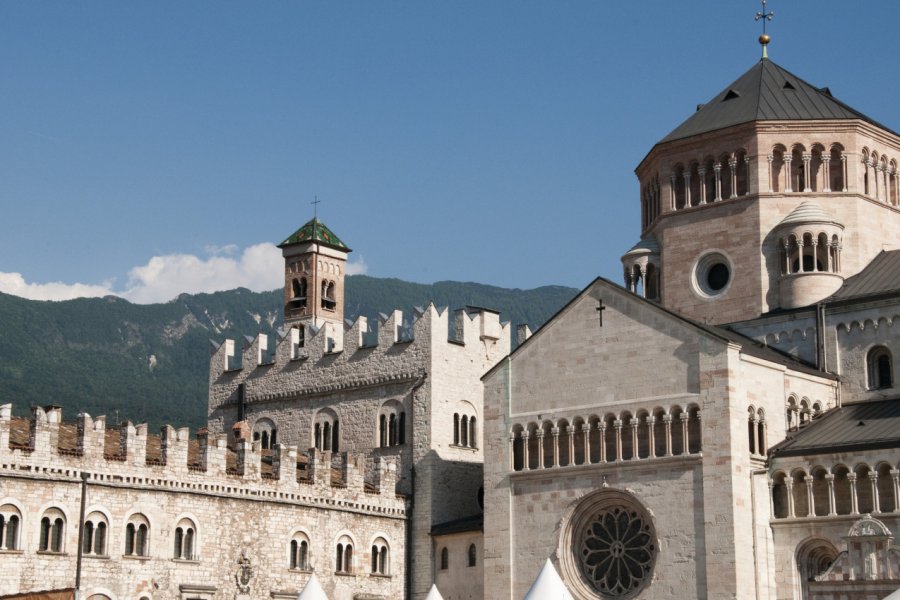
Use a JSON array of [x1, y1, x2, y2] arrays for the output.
[[0, 272, 114, 301], [0, 243, 370, 304]]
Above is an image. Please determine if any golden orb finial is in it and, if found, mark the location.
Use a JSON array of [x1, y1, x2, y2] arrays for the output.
[[759, 33, 770, 45]]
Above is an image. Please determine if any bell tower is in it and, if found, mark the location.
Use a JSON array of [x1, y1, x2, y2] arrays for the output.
[[278, 218, 351, 330]]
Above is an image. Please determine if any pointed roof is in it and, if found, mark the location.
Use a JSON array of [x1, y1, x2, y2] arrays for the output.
[[279, 218, 351, 252], [884, 586, 900, 600], [296, 573, 329, 600], [659, 59, 895, 144], [523, 559, 575, 600], [423, 584, 445, 600]]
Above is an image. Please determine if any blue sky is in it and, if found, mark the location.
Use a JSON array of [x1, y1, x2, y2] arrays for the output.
[[1, 1, 898, 302]]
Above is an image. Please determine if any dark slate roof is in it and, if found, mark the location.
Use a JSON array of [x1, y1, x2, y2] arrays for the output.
[[769, 399, 900, 458], [827, 250, 900, 302], [659, 59, 894, 144], [278, 218, 351, 251], [430, 513, 483, 536]]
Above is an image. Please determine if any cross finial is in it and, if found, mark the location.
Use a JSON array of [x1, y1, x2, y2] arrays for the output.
[[755, 0, 774, 59], [311, 195, 321, 219], [596, 299, 606, 327]]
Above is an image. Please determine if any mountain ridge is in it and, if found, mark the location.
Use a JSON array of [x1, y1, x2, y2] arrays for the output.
[[0, 275, 578, 430]]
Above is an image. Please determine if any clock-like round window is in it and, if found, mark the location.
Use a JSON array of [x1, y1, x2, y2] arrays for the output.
[[693, 251, 733, 298], [560, 489, 657, 599]]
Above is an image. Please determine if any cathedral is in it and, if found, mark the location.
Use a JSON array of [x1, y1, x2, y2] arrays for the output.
[[1, 31, 900, 600]]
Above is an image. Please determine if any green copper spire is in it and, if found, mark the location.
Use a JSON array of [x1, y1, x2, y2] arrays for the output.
[[278, 218, 351, 251]]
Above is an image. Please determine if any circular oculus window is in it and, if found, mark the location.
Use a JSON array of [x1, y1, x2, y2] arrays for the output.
[[693, 252, 732, 297]]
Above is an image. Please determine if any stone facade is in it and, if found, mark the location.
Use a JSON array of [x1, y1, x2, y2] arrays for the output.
[[0, 405, 405, 600]]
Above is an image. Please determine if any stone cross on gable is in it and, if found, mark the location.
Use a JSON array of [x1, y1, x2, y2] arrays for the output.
[[596, 299, 606, 327]]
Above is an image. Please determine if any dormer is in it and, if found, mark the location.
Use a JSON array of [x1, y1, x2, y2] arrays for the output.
[[278, 218, 351, 329]]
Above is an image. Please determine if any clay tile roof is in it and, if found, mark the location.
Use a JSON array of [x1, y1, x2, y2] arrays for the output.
[[278, 218, 351, 252], [659, 59, 895, 144]]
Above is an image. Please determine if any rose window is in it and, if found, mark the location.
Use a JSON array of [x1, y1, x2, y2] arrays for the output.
[[561, 489, 657, 599], [579, 506, 655, 596]]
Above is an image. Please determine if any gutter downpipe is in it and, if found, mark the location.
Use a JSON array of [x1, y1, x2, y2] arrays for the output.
[[406, 372, 427, 600], [750, 467, 768, 600], [74, 471, 89, 600]]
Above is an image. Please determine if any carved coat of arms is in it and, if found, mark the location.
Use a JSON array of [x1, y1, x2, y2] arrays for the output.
[[235, 550, 254, 593]]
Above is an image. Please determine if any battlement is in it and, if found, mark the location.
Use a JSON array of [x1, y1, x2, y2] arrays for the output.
[[0, 404, 404, 517], [209, 304, 511, 403]]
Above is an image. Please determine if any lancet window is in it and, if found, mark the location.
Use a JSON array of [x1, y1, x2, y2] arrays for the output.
[[314, 409, 340, 452], [124, 514, 150, 557], [82, 512, 108, 556], [335, 536, 354, 574], [867, 346, 893, 390], [173, 518, 196, 560], [379, 401, 405, 448], [39, 509, 66, 553], [370, 537, 389, 575], [289, 532, 311, 571]]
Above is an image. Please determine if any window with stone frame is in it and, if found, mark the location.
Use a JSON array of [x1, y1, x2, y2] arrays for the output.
[[289, 531, 311, 571], [0, 504, 22, 551], [39, 509, 66, 553], [124, 514, 150, 557], [82, 512, 108, 556], [371, 537, 390, 575], [173, 518, 197, 560]]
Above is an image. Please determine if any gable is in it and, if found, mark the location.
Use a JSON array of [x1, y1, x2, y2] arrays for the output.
[[505, 280, 716, 416]]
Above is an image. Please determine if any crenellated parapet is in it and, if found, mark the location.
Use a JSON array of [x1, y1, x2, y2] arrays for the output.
[[0, 404, 405, 518], [208, 304, 511, 408]]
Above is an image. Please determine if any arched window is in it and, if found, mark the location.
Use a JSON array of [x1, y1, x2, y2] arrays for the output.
[[321, 281, 336, 310], [378, 401, 406, 448], [82, 512, 108, 556], [125, 514, 150, 557], [0, 505, 22, 551], [747, 407, 757, 455], [291, 278, 308, 308], [371, 537, 389, 575], [867, 346, 893, 390], [289, 532, 311, 571], [335, 536, 354, 574], [253, 418, 277, 450], [796, 538, 838, 600], [39, 509, 66, 553], [468, 544, 477, 567], [440, 547, 449, 570], [173, 518, 196, 560], [314, 409, 339, 452]]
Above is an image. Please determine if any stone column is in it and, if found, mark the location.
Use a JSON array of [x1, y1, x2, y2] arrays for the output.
[[784, 242, 791, 274], [768, 480, 776, 518], [663, 415, 673, 457], [684, 171, 692, 207], [869, 472, 880, 513], [639, 266, 648, 299], [743, 155, 751, 195], [614, 420, 623, 462], [823, 154, 832, 192], [598, 424, 607, 463], [827, 242, 834, 273], [631, 421, 639, 461], [729, 158, 738, 198], [849, 473, 859, 515], [805, 476, 815, 517], [521, 431, 530, 471], [784, 156, 793, 192], [802, 153, 812, 192], [582, 423, 591, 465], [786, 480, 796, 518], [825, 474, 836, 516], [767, 155, 775, 192], [841, 155, 848, 192], [811, 240, 819, 271], [508, 433, 516, 471], [669, 174, 677, 209], [647, 416, 656, 459], [536, 431, 545, 469], [698, 168, 707, 204], [681, 413, 689, 453], [551, 427, 560, 468], [714, 163, 723, 201], [798, 239, 806, 273], [891, 470, 899, 513], [567, 425, 575, 467], [751, 417, 759, 455]]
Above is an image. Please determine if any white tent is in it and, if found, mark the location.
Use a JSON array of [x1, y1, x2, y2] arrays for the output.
[[523, 558, 575, 600], [883, 586, 900, 600], [423, 584, 445, 600], [296, 573, 329, 600]]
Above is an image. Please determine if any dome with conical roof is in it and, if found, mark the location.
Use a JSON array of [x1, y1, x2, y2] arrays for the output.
[[296, 573, 329, 600]]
